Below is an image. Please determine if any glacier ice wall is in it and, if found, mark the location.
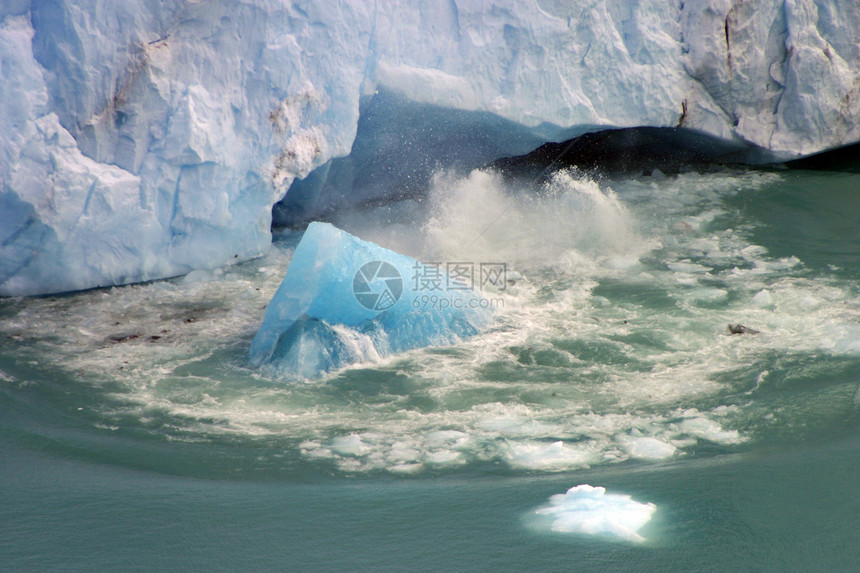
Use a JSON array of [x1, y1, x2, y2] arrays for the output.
[[2, 0, 859, 295]]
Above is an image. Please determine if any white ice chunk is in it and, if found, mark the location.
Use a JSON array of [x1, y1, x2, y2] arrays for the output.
[[618, 436, 678, 460], [753, 289, 774, 307], [331, 434, 371, 456], [668, 261, 713, 274], [534, 484, 657, 543], [679, 416, 744, 444], [506, 440, 597, 471]]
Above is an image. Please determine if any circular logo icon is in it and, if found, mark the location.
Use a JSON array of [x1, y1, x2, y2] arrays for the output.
[[353, 261, 403, 311]]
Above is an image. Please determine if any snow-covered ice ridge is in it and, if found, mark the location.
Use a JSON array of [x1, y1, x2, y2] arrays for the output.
[[2, 1, 859, 296]]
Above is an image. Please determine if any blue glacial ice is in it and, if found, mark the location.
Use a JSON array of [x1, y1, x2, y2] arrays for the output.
[[249, 222, 494, 379], [533, 484, 657, 543]]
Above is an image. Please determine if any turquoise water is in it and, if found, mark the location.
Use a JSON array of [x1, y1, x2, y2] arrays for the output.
[[2, 168, 860, 571]]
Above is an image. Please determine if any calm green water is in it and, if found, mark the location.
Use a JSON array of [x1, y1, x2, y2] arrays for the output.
[[2, 168, 859, 571]]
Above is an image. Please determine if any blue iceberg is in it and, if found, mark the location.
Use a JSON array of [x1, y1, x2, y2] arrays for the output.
[[249, 222, 495, 378]]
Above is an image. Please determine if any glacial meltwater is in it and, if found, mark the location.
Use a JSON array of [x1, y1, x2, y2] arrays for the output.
[[2, 168, 860, 571]]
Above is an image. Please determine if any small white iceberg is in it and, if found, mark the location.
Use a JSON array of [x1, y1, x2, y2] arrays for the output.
[[533, 484, 656, 543]]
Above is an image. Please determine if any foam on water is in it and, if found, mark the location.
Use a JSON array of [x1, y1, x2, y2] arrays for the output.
[[2, 168, 859, 475]]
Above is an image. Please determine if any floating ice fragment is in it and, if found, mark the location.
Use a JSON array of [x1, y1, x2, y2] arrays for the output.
[[753, 289, 774, 306], [506, 440, 597, 471], [667, 261, 713, 273], [249, 222, 492, 378], [424, 450, 464, 465], [534, 484, 657, 543], [388, 462, 424, 474], [679, 417, 743, 444], [618, 435, 677, 460], [741, 245, 769, 257], [424, 430, 470, 447], [331, 434, 370, 456]]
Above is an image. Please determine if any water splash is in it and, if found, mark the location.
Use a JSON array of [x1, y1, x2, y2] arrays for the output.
[[3, 169, 859, 477]]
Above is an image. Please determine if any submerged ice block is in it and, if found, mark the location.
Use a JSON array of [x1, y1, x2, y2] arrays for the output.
[[249, 222, 494, 378]]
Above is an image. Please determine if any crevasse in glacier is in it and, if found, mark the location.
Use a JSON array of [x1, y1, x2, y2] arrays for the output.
[[2, 1, 860, 296], [249, 222, 494, 378]]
